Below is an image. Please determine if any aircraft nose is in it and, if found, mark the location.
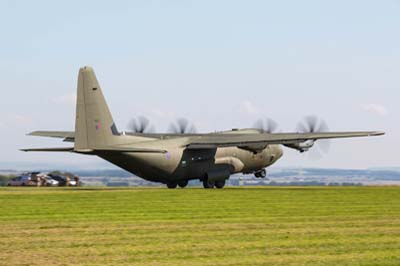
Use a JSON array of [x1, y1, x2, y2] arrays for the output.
[[264, 145, 283, 164], [277, 145, 283, 158], [273, 145, 283, 161]]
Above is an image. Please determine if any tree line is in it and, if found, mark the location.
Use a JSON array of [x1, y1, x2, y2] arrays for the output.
[[0, 175, 15, 186]]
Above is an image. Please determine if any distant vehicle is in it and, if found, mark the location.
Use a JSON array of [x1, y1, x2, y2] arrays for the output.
[[47, 174, 67, 186], [44, 176, 59, 186], [7, 175, 33, 186], [69, 179, 78, 186], [47, 174, 78, 186], [7, 172, 54, 186], [6, 172, 80, 187], [25, 172, 51, 186], [28, 172, 43, 183]]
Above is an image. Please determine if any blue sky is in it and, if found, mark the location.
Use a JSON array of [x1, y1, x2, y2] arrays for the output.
[[0, 0, 399, 169]]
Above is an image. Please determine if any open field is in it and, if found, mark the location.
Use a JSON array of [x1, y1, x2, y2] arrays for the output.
[[0, 187, 399, 266]]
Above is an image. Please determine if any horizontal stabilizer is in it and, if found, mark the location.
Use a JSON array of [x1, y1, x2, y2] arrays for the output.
[[20, 146, 166, 153], [20, 147, 74, 152], [28, 131, 74, 139]]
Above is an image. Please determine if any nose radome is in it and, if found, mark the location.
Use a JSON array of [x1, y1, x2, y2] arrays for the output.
[[270, 145, 283, 162], [263, 145, 283, 163], [276, 145, 283, 159]]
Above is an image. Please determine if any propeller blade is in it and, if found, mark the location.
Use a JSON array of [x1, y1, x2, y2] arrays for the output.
[[317, 119, 329, 133], [296, 115, 331, 159], [254, 118, 279, 133], [296, 122, 309, 134], [305, 116, 318, 132], [168, 118, 197, 134], [128, 116, 154, 133], [315, 119, 330, 153], [168, 123, 179, 134], [297, 116, 328, 134]]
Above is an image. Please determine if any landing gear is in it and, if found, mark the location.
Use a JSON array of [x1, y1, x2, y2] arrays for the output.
[[202, 179, 226, 189], [202, 179, 215, 189], [254, 169, 267, 178], [178, 180, 188, 188], [167, 180, 188, 189], [215, 180, 226, 189], [166, 182, 178, 189]]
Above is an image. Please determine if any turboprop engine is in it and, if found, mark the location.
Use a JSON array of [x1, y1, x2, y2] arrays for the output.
[[284, 140, 315, 152]]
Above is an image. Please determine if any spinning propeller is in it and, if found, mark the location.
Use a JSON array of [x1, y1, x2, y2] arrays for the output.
[[128, 116, 155, 133], [295, 116, 331, 158], [168, 118, 197, 134], [254, 118, 279, 133]]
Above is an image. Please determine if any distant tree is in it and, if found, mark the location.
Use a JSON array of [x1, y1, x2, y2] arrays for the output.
[[0, 175, 16, 186]]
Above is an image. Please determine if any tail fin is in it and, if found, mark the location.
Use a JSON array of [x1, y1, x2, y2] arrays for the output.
[[74, 66, 119, 151]]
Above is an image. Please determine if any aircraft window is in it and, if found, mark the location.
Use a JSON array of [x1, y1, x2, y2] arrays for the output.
[[92, 87, 97, 91]]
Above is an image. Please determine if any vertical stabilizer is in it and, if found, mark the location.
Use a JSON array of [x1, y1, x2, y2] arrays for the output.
[[74, 66, 118, 150]]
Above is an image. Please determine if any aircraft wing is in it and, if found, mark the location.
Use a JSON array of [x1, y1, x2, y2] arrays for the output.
[[186, 131, 384, 149], [28, 131, 75, 142], [24, 130, 384, 152]]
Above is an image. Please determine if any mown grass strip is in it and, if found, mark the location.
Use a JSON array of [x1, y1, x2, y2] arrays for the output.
[[0, 187, 399, 266]]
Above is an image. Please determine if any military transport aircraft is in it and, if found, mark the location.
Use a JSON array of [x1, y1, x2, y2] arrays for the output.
[[21, 66, 384, 189]]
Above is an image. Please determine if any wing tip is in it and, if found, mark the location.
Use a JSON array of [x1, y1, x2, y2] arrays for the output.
[[26, 131, 44, 136], [371, 131, 385, 136]]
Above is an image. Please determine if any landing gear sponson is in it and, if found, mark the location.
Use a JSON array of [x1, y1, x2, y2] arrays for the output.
[[166, 179, 226, 189], [166, 168, 267, 188]]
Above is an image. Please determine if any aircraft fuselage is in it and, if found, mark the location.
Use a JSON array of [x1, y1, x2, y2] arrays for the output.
[[97, 144, 283, 183]]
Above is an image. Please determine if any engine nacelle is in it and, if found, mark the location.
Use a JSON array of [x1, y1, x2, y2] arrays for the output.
[[284, 140, 315, 152]]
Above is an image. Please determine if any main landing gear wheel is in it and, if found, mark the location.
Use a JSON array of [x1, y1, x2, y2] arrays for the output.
[[166, 182, 178, 189], [202, 179, 215, 189], [259, 169, 267, 178], [215, 180, 226, 189], [178, 180, 188, 188]]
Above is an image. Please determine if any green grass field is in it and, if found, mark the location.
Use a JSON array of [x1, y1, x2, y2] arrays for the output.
[[0, 187, 399, 266]]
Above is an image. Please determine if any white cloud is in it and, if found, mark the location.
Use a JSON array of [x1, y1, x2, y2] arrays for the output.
[[360, 104, 388, 116], [238, 100, 258, 115], [51, 93, 76, 105], [7, 114, 33, 126]]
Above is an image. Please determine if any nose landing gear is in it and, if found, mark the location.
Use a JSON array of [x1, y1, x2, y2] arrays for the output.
[[254, 169, 267, 178]]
